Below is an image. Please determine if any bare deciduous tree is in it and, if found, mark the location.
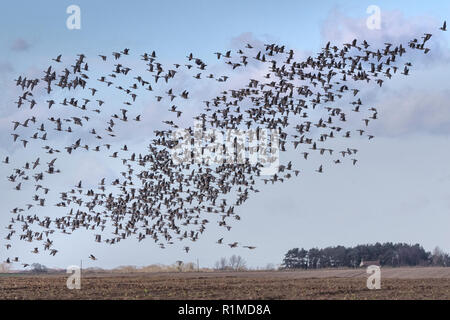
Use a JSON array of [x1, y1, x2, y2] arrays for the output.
[[214, 257, 229, 270], [265, 263, 276, 270], [229, 255, 247, 271]]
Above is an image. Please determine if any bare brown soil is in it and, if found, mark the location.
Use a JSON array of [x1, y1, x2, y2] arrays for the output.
[[0, 267, 449, 300]]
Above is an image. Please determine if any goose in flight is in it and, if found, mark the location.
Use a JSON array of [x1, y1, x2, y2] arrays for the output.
[[52, 55, 62, 63], [32, 158, 40, 169], [228, 242, 238, 248], [12, 121, 20, 130], [3, 30, 433, 262]]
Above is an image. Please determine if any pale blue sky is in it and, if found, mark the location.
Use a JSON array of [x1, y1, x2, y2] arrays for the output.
[[1, 1, 450, 269]]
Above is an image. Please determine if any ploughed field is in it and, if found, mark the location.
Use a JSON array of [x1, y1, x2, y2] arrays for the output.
[[0, 267, 449, 300]]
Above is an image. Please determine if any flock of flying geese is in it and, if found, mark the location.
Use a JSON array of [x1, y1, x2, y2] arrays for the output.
[[1, 22, 445, 268]]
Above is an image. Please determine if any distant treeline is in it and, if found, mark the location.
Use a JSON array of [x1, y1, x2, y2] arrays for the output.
[[281, 243, 450, 269]]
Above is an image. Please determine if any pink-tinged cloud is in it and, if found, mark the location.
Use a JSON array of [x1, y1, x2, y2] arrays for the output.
[[370, 87, 450, 136], [321, 9, 441, 46], [11, 38, 31, 52], [321, 9, 450, 64], [321, 9, 450, 137], [0, 62, 13, 73]]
